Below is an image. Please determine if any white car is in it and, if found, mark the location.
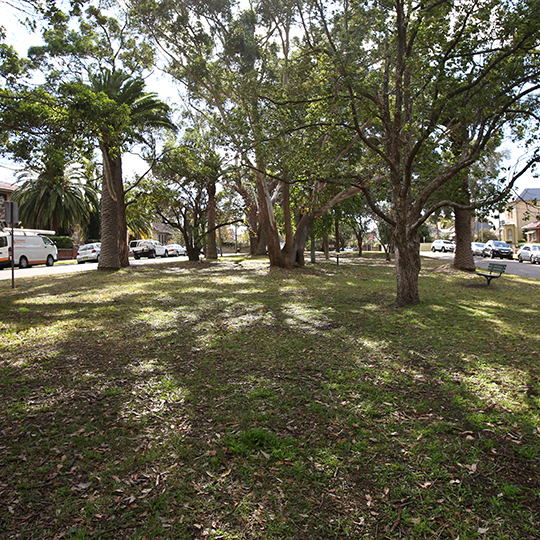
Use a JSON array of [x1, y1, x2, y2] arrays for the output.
[[165, 244, 187, 256], [76, 242, 101, 264], [471, 242, 485, 256], [129, 239, 167, 259], [517, 243, 540, 263], [431, 239, 455, 253]]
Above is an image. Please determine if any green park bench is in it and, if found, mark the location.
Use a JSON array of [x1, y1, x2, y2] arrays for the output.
[[476, 262, 507, 286]]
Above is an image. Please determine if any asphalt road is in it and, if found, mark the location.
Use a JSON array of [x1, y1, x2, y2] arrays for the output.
[[0, 254, 187, 282], [422, 251, 540, 279]]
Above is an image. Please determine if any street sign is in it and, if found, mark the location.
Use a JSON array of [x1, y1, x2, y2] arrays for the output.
[[4, 201, 18, 224]]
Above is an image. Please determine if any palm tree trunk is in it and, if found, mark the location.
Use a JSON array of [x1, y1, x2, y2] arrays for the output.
[[98, 148, 120, 270], [113, 155, 130, 268]]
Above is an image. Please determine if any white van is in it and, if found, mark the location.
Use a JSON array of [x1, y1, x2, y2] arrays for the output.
[[0, 229, 58, 269]]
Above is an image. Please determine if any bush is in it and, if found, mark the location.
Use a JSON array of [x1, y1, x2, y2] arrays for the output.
[[50, 236, 73, 249]]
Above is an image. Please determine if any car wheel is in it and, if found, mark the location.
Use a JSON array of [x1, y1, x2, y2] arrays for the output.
[[46, 255, 54, 266], [518, 256, 523, 262], [77, 260, 84, 264], [149, 251, 156, 259], [431, 247, 435, 252], [441, 247, 446, 253], [490, 252, 495, 259], [19, 256, 29, 269], [134, 254, 140, 260], [163, 251, 168, 258]]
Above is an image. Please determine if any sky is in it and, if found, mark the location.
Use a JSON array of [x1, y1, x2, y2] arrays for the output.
[[1, 3, 538, 199]]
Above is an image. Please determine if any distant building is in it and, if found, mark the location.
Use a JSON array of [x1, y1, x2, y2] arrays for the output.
[[0, 181, 17, 225], [501, 188, 540, 244], [152, 222, 174, 245]]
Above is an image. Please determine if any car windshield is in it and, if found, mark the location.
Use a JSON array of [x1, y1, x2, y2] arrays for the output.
[[494, 242, 509, 247], [80, 244, 94, 250]]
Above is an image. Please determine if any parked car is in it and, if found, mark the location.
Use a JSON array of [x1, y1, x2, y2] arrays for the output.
[[164, 244, 187, 256], [129, 239, 167, 259], [531, 249, 540, 264], [482, 240, 514, 260], [431, 239, 456, 253], [471, 242, 485, 256], [517, 243, 540, 263], [76, 242, 101, 264]]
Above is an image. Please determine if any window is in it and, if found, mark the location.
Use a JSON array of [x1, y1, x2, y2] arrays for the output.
[[507, 229, 513, 241], [158, 234, 168, 244]]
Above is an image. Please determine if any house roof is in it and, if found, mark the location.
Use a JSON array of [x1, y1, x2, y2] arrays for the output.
[[516, 188, 540, 202], [522, 221, 540, 231], [0, 181, 16, 194]]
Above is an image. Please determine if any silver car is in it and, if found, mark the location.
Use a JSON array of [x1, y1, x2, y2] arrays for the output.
[[76, 243, 101, 264], [165, 244, 187, 256], [471, 242, 485, 256], [517, 243, 540, 263]]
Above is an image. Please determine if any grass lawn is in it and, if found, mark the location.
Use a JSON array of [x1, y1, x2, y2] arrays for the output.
[[1, 253, 539, 539]]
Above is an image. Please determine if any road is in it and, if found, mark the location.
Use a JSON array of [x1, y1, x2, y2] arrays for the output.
[[422, 251, 540, 279], [0, 255, 186, 282], [2, 251, 539, 282]]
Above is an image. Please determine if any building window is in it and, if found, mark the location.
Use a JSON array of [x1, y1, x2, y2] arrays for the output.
[[507, 208, 513, 218], [507, 229, 513, 241], [158, 234, 168, 244]]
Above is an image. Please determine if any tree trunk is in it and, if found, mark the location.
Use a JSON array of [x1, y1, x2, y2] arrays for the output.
[[355, 231, 363, 256], [393, 228, 421, 307], [335, 218, 340, 252], [186, 246, 200, 262], [98, 148, 120, 271], [256, 170, 285, 266], [114, 156, 129, 268], [282, 214, 314, 267], [323, 234, 329, 259], [206, 181, 218, 259], [310, 224, 316, 263], [453, 206, 475, 271], [254, 222, 267, 256], [453, 175, 475, 271]]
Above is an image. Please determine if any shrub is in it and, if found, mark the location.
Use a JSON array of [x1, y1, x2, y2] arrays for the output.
[[50, 236, 73, 249]]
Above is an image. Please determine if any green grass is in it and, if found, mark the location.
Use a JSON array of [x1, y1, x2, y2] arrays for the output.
[[0, 253, 539, 539]]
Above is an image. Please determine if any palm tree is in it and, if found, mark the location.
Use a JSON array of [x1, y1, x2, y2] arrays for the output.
[[12, 148, 98, 234], [88, 70, 175, 270]]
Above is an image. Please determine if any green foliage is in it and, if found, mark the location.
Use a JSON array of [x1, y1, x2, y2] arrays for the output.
[[49, 236, 73, 248], [12, 148, 98, 234]]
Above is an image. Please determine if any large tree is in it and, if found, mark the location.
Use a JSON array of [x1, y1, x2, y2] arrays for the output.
[[26, 5, 174, 269], [149, 134, 223, 262], [297, 0, 540, 306], [130, 0, 367, 268], [86, 69, 175, 269]]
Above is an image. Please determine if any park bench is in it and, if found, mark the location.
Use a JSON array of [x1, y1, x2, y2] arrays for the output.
[[476, 262, 507, 286]]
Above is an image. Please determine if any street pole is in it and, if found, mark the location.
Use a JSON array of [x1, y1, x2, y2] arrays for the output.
[[4, 201, 18, 289]]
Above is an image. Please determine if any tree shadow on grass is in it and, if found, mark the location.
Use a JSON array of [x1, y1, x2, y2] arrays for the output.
[[0, 257, 539, 539]]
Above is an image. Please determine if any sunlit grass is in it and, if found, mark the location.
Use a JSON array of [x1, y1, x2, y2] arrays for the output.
[[0, 255, 538, 539]]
